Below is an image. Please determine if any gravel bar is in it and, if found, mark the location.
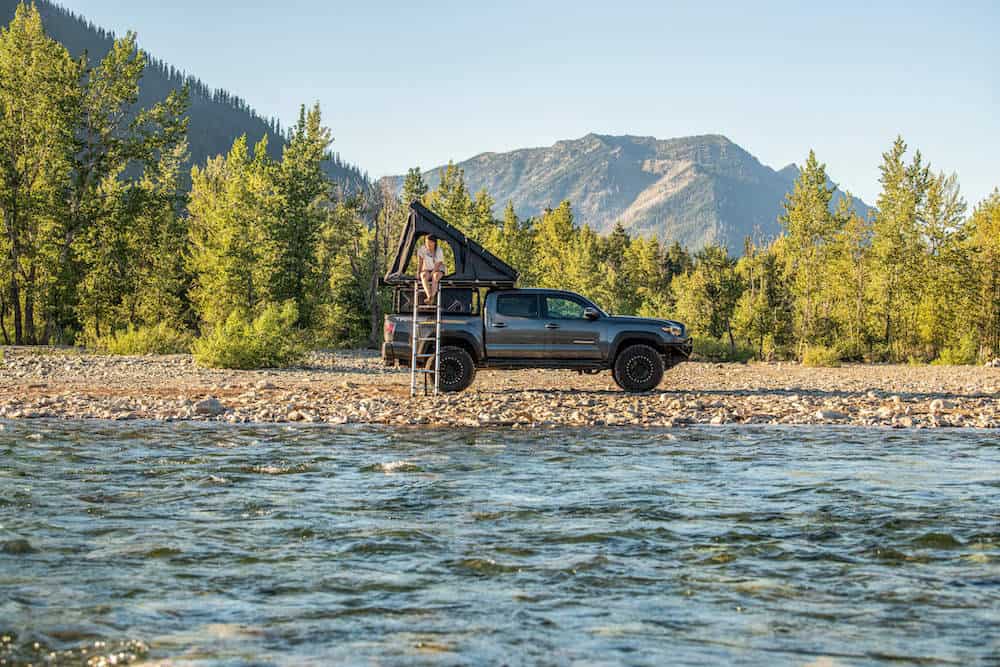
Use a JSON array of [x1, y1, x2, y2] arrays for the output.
[[2, 347, 999, 429]]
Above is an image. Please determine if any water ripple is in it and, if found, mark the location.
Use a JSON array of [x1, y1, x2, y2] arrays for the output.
[[0, 420, 998, 665]]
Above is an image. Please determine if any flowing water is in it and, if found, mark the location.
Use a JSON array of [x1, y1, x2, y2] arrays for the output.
[[1, 420, 998, 666]]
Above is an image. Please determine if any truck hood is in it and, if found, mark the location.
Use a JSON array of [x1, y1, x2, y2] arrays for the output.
[[605, 315, 686, 331]]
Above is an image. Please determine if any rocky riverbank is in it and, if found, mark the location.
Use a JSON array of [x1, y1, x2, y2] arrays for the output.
[[2, 347, 999, 428]]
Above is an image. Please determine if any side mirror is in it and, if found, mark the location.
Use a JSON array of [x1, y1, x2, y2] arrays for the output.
[[583, 307, 600, 321]]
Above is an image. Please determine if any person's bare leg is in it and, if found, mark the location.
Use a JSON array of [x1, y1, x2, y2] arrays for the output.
[[420, 271, 433, 301], [431, 271, 443, 301]]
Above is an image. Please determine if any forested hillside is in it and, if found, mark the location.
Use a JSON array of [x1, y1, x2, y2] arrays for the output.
[[0, 0, 369, 190], [393, 134, 869, 254]]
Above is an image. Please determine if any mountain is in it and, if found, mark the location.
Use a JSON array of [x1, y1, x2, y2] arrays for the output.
[[0, 0, 369, 191], [397, 134, 868, 253]]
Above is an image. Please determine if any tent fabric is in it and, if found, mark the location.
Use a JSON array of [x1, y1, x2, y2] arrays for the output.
[[384, 201, 519, 287]]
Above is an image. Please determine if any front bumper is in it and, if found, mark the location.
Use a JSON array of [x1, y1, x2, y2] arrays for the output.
[[664, 337, 693, 359]]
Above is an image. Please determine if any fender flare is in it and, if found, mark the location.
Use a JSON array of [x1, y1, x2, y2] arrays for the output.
[[609, 332, 665, 362], [440, 331, 484, 363]]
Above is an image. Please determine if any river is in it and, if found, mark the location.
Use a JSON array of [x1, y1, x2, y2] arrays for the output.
[[1, 421, 998, 665]]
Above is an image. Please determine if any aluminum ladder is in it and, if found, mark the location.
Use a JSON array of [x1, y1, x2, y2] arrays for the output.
[[409, 281, 441, 396]]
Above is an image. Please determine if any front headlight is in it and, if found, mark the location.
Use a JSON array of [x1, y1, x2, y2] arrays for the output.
[[662, 325, 684, 337]]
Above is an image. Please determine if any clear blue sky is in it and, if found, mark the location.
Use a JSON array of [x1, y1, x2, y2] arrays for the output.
[[61, 0, 998, 204]]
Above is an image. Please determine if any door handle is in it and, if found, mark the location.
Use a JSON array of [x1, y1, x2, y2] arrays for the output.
[[545, 323, 560, 329], [493, 322, 507, 328]]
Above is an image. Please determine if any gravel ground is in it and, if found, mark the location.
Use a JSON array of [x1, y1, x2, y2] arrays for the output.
[[1, 347, 999, 428]]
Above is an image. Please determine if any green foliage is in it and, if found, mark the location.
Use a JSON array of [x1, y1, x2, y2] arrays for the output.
[[91, 322, 193, 356], [671, 245, 741, 342], [0, 2, 191, 346], [269, 103, 333, 328], [693, 338, 755, 363], [780, 150, 839, 347], [964, 191, 1000, 360], [932, 335, 978, 366], [801, 345, 842, 367], [732, 238, 793, 359], [0, 2, 79, 345], [192, 302, 306, 369]]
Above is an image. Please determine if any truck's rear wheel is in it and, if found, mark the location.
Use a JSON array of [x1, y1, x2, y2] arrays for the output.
[[613, 344, 664, 392], [438, 346, 476, 393]]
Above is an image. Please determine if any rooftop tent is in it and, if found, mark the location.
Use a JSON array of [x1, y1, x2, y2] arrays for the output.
[[384, 201, 519, 287]]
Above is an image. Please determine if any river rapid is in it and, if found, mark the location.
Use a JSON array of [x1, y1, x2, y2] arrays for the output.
[[1, 421, 998, 665]]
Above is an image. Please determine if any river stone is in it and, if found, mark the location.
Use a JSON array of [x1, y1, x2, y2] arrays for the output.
[[193, 398, 226, 416], [1, 539, 35, 555], [815, 409, 848, 421], [929, 398, 955, 414]]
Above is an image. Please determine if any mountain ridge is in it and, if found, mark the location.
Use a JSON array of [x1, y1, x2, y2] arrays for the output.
[[393, 133, 868, 253]]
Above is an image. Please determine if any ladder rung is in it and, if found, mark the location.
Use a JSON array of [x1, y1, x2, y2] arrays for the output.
[[413, 369, 436, 374], [414, 353, 436, 358], [416, 338, 437, 342]]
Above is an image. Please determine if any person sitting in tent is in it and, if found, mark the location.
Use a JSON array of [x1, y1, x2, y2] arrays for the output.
[[417, 235, 446, 301]]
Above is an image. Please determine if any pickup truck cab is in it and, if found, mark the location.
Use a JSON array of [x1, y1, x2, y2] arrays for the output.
[[383, 287, 692, 393]]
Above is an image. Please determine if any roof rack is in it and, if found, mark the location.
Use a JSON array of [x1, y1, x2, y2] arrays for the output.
[[383, 201, 519, 288]]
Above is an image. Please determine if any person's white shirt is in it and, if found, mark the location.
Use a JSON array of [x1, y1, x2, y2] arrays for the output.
[[417, 245, 445, 273]]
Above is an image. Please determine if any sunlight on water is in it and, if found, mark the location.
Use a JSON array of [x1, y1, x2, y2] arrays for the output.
[[0, 421, 998, 665]]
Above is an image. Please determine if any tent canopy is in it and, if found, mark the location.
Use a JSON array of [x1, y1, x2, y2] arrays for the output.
[[384, 201, 519, 287]]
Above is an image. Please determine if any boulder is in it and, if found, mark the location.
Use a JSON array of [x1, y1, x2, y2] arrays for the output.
[[193, 397, 226, 416]]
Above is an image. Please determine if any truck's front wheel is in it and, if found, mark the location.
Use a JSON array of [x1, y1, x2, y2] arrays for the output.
[[613, 344, 664, 392], [438, 346, 476, 393]]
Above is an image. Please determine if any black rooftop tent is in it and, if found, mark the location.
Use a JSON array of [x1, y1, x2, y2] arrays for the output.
[[384, 201, 519, 288]]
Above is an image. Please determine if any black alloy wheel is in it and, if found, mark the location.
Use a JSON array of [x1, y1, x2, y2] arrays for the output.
[[613, 343, 665, 392]]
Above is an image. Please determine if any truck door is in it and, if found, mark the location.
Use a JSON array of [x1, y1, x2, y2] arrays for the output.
[[485, 293, 547, 359], [542, 294, 603, 359]]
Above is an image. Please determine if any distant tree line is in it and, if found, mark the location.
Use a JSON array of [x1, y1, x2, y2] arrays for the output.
[[2, 2, 998, 367]]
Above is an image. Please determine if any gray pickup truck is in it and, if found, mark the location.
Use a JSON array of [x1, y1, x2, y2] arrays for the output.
[[382, 202, 692, 393], [383, 287, 692, 393]]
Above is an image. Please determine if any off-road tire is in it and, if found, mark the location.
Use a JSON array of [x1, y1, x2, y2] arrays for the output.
[[438, 346, 476, 393], [613, 344, 665, 392]]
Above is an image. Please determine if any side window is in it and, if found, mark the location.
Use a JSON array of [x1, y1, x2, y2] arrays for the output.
[[545, 296, 587, 319], [496, 294, 539, 318]]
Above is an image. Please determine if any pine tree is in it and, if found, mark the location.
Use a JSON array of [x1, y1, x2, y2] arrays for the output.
[[188, 135, 281, 328], [966, 191, 1000, 360], [470, 190, 497, 237], [914, 172, 967, 358], [71, 38, 189, 340], [671, 245, 741, 350], [0, 2, 78, 343], [269, 103, 333, 328], [401, 167, 428, 205], [487, 201, 536, 285], [533, 201, 576, 288], [133, 139, 192, 330], [627, 236, 672, 318], [779, 150, 839, 351], [828, 198, 873, 358], [732, 237, 793, 359], [869, 137, 929, 359], [425, 162, 473, 232]]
